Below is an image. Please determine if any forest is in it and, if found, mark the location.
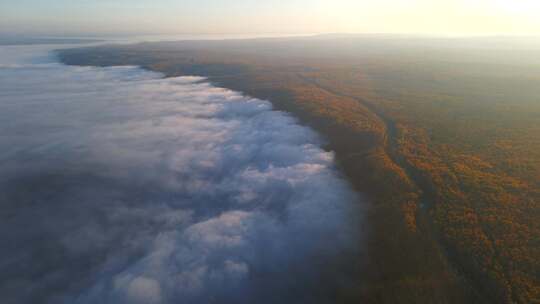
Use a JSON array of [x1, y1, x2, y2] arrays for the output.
[[58, 34, 540, 303]]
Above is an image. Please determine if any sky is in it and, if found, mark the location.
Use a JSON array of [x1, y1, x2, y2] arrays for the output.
[[1, 0, 540, 37]]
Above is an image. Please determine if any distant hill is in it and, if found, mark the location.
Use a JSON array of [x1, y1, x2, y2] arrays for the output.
[[0, 36, 101, 45]]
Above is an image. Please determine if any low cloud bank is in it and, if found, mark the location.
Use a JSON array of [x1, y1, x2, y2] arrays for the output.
[[0, 46, 363, 304]]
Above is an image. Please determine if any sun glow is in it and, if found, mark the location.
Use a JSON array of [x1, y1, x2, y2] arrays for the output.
[[496, 0, 540, 14]]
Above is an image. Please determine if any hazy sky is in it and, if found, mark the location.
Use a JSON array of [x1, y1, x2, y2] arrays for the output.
[[1, 0, 540, 36]]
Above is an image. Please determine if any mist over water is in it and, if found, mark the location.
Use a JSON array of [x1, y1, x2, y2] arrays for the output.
[[0, 45, 362, 304]]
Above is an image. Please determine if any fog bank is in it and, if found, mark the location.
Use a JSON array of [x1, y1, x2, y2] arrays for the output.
[[0, 45, 363, 304]]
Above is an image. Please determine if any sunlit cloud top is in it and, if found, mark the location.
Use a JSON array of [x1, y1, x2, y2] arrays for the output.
[[1, 0, 539, 36]]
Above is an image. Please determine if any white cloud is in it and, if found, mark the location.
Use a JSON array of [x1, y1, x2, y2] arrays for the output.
[[0, 45, 363, 304]]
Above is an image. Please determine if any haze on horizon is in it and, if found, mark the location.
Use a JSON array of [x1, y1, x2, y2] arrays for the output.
[[1, 0, 540, 37]]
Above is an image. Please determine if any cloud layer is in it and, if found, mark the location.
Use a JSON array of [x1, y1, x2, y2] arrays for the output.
[[0, 46, 362, 304]]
